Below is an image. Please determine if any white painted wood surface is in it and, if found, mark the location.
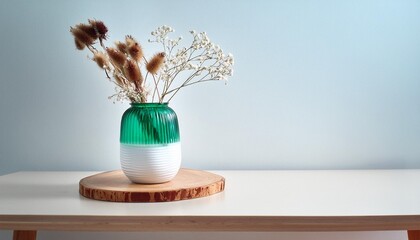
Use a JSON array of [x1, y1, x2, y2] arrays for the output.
[[1, 170, 419, 240], [0, 170, 420, 217]]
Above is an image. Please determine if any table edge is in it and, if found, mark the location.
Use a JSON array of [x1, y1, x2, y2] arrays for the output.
[[1, 215, 420, 231]]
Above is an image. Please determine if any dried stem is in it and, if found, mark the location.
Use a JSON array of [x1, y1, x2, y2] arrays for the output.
[[71, 22, 233, 103]]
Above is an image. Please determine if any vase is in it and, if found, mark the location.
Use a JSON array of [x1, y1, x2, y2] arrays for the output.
[[120, 103, 181, 183]]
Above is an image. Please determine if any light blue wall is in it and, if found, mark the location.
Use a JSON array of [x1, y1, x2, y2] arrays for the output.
[[1, 0, 419, 174], [1, 1, 419, 239], [2, 0, 420, 174]]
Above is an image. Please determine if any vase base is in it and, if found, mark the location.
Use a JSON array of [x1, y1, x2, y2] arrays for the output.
[[120, 142, 181, 184]]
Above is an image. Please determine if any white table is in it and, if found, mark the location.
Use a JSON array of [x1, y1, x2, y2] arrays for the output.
[[1, 170, 420, 240]]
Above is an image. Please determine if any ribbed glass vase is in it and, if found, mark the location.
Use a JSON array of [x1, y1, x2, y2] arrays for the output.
[[120, 103, 181, 183]]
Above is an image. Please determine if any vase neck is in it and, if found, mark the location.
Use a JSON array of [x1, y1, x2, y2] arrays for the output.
[[130, 103, 168, 108]]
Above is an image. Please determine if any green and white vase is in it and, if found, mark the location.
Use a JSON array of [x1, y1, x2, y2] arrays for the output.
[[120, 103, 181, 184]]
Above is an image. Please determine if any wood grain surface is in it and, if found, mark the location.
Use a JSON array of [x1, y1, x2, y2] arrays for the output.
[[79, 169, 225, 202], [408, 230, 420, 240], [13, 230, 36, 240], [2, 215, 420, 232]]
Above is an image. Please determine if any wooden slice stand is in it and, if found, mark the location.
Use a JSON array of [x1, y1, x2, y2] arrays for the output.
[[79, 169, 225, 202]]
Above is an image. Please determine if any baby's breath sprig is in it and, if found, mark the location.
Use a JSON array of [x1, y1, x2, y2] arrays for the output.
[[70, 20, 234, 103], [148, 26, 234, 102]]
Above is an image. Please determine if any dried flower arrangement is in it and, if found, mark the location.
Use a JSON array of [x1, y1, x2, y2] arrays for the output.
[[70, 20, 234, 103]]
